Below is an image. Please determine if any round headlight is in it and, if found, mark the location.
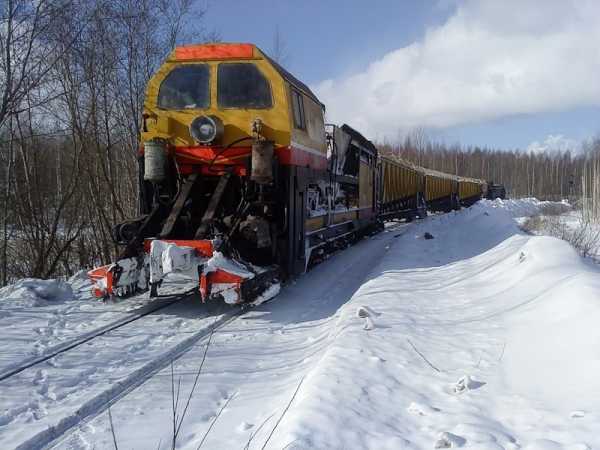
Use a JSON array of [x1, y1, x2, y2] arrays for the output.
[[190, 115, 224, 144]]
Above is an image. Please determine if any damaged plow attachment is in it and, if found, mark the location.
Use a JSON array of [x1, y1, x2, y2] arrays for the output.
[[88, 239, 279, 305]]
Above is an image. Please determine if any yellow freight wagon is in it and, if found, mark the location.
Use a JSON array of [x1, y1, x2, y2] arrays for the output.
[[458, 177, 486, 207], [379, 156, 426, 220], [423, 169, 459, 212]]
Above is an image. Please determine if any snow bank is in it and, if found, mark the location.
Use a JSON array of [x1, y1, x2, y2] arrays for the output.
[[502, 237, 600, 410], [269, 199, 600, 449], [0, 278, 74, 307], [483, 197, 570, 218]]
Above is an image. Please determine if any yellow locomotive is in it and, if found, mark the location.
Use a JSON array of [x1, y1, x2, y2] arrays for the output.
[[89, 42, 487, 304]]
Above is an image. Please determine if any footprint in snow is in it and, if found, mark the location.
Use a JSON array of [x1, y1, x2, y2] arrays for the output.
[[81, 423, 95, 434], [407, 401, 440, 416], [68, 433, 93, 450], [32, 341, 47, 356], [523, 439, 570, 450], [33, 369, 48, 386], [452, 375, 485, 395], [356, 306, 379, 330], [236, 421, 253, 432], [46, 357, 60, 368], [435, 432, 466, 448], [31, 401, 49, 421]]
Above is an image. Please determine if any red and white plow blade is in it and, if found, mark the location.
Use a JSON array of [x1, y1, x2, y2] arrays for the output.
[[88, 239, 277, 304], [87, 257, 148, 299]]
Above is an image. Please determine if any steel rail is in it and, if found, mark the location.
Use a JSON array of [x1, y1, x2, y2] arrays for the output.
[[0, 288, 197, 383], [29, 302, 250, 450]]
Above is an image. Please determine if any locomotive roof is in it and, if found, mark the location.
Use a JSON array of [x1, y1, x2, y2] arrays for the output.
[[264, 54, 324, 109], [170, 42, 324, 109]]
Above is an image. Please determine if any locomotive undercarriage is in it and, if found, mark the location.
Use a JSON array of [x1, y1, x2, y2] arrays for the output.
[[88, 146, 365, 304], [379, 193, 427, 222], [427, 194, 461, 213], [90, 139, 286, 304]]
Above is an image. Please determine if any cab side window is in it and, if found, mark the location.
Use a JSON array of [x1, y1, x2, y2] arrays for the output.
[[291, 89, 306, 130]]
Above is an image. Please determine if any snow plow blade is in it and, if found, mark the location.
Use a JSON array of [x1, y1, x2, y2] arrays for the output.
[[87, 257, 148, 299], [200, 262, 280, 305], [88, 239, 279, 304]]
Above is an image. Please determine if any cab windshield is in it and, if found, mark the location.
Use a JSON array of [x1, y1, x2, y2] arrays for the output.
[[158, 64, 210, 109], [217, 63, 272, 109]]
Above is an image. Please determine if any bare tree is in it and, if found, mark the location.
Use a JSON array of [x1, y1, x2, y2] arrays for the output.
[[0, 0, 215, 284], [0, 0, 78, 129], [379, 133, 588, 202], [271, 25, 289, 66]]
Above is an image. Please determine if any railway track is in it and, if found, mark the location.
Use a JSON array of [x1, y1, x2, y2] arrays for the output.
[[3, 227, 402, 450], [50, 225, 408, 449], [0, 290, 196, 383], [41, 308, 248, 450], [0, 288, 253, 450]]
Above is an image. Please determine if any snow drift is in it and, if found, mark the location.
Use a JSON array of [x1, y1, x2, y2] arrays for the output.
[[1, 199, 597, 450], [269, 200, 600, 449], [0, 278, 73, 308]]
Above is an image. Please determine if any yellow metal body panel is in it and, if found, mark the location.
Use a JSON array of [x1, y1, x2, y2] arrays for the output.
[[305, 210, 358, 233], [381, 157, 422, 203], [426, 174, 455, 201], [332, 210, 358, 223], [458, 180, 482, 199], [306, 216, 325, 232], [141, 45, 312, 150]]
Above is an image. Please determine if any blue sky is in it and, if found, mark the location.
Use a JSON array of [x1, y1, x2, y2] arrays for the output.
[[205, 0, 600, 151]]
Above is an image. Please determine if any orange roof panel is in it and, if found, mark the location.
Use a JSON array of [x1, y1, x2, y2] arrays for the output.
[[174, 43, 255, 61]]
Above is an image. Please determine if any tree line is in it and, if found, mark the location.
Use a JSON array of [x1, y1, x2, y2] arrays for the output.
[[378, 131, 600, 203], [0, 0, 212, 285]]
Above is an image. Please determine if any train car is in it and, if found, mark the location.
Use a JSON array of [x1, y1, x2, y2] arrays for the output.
[[87, 42, 491, 305], [303, 123, 379, 268], [378, 156, 426, 221], [458, 177, 486, 207], [486, 183, 506, 200], [423, 169, 459, 212]]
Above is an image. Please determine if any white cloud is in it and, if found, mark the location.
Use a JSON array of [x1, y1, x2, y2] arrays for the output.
[[313, 0, 600, 140], [527, 134, 581, 155]]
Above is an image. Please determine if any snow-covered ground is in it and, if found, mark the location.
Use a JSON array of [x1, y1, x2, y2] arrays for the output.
[[1, 198, 599, 449]]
